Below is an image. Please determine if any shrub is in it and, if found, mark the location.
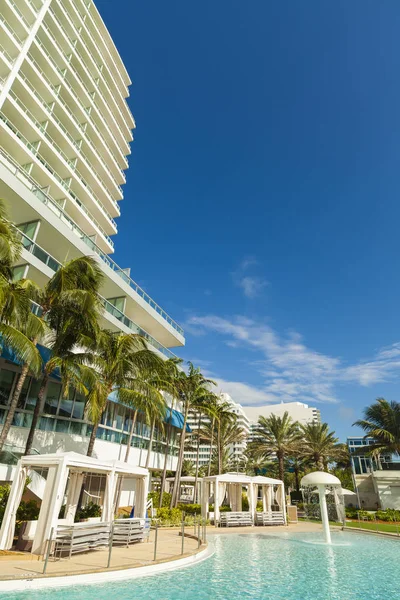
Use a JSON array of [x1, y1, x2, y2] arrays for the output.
[[256, 500, 263, 512], [148, 490, 172, 508], [75, 502, 102, 521], [242, 492, 249, 511], [154, 507, 182, 526], [177, 503, 201, 515]]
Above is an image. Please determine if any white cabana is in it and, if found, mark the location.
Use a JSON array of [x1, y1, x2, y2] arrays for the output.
[[165, 476, 202, 504], [202, 473, 255, 526], [0, 451, 149, 555], [201, 473, 287, 526]]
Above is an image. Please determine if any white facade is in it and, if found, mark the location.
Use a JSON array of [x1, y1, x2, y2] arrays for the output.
[[245, 401, 320, 441], [0, 0, 184, 474], [185, 393, 250, 469]]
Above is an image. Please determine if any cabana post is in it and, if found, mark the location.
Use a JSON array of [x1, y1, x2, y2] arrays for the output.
[[0, 452, 149, 555]]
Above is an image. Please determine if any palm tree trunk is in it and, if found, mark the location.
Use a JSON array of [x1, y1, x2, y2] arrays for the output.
[[278, 451, 285, 483], [0, 362, 29, 452], [217, 421, 222, 474], [294, 466, 300, 492], [159, 402, 175, 508], [170, 403, 189, 508], [124, 410, 138, 462], [207, 416, 215, 477], [194, 412, 202, 503], [145, 418, 155, 469], [86, 416, 100, 457], [317, 455, 324, 471], [24, 373, 48, 456]]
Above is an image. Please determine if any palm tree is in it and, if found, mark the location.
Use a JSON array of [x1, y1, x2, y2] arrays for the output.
[[0, 294, 47, 452], [250, 412, 299, 482], [170, 363, 216, 508], [85, 330, 166, 457], [0, 201, 42, 385], [201, 410, 245, 474], [24, 256, 104, 455], [181, 459, 196, 476], [191, 392, 218, 501], [202, 398, 236, 476], [298, 422, 339, 470], [353, 398, 400, 459]]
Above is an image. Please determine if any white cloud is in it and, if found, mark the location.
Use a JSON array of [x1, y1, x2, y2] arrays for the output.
[[232, 257, 268, 299], [213, 378, 280, 406], [187, 314, 400, 405], [239, 276, 268, 298]]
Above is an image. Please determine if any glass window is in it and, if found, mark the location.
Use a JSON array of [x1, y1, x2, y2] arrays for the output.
[[12, 411, 33, 428], [72, 393, 85, 420], [18, 221, 39, 240], [55, 419, 70, 433], [12, 265, 27, 281], [70, 421, 85, 435], [43, 382, 61, 415], [39, 416, 55, 431], [0, 409, 5, 424], [115, 405, 124, 430], [0, 369, 15, 406], [58, 389, 74, 418], [123, 411, 132, 433], [17, 376, 32, 409], [26, 380, 41, 411]]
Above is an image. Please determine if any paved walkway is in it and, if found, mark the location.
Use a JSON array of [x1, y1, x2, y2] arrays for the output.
[[0, 522, 323, 581], [0, 529, 200, 581]]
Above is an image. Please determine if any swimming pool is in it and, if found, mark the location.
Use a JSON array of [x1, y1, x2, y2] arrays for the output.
[[3, 531, 399, 599]]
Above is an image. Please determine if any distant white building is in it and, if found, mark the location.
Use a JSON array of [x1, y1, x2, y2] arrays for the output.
[[184, 393, 250, 469], [244, 401, 321, 442]]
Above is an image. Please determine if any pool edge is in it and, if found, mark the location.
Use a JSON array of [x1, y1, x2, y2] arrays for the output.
[[0, 545, 214, 593]]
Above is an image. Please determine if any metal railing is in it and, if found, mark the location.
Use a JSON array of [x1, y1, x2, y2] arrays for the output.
[[37, 23, 129, 155], [0, 112, 116, 243], [0, 149, 183, 335], [25, 52, 125, 178], [17, 71, 123, 200], [102, 298, 177, 359], [0, 14, 24, 47], [48, 5, 131, 154], [30, 39, 126, 173], [8, 88, 120, 223], [7, 0, 34, 29], [16, 230, 178, 357], [0, 146, 113, 252]]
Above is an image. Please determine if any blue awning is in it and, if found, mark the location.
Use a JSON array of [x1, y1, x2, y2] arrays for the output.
[[1, 343, 189, 431], [1, 343, 60, 379], [102, 391, 191, 432]]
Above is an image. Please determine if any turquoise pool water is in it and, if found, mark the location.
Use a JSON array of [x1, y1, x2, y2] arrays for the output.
[[3, 531, 400, 599]]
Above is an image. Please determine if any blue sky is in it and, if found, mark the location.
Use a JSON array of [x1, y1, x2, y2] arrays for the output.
[[98, 0, 400, 440]]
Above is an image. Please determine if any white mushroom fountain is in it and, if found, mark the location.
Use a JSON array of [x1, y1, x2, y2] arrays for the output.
[[301, 471, 343, 545]]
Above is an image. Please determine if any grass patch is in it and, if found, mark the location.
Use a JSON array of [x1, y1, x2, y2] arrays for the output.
[[345, 521, 400, 534]]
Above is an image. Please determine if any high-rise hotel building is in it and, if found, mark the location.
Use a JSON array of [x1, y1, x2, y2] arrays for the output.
[[0, 0, 185, 473]]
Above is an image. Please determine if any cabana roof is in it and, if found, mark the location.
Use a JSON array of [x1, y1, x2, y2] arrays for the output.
[[20, 451, 148, 477], [165, 476, 201, 482], [203, 472, 253, 484], [252, 475, 284, 485]]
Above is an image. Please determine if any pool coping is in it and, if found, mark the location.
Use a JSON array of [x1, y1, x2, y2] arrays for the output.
[[0, 544, 213, 593]]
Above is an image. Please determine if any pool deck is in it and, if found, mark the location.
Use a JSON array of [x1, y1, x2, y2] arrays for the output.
[[0, 522, 324, 583]]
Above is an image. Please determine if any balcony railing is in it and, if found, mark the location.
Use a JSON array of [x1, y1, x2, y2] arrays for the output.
[[18, 72, 123, 201], [0, 146, 112, 253], [0, 14, 24, 47], [102, 298, 177, 360], [8, 89, 120, 226], [25, 53, 125, 181], [37, 23, 129, 157], [0, 111, 115, 244], [17, 230, 177, 358], [48, 5, 131, 154], [29, 39, 125, 174], [1, 147, 184, 336]]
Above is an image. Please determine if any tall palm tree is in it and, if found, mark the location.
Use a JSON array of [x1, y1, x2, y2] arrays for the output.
[[298, 422, 339, 470], [201, 409, 244, 474], [250, 412, 299, 482], [191, 392, 218, 501], [353, 398, 400, 459], [170, 363, 216, 508], [85, 330, 165, 457], [24, 256, 104, 455], [0, 201, 42, 382]]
